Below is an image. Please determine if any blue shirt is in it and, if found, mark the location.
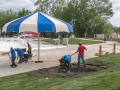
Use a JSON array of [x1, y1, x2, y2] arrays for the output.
[[10, 47, 16, 58], [64, 55, 71, 62], [16, 48, 24, 56]]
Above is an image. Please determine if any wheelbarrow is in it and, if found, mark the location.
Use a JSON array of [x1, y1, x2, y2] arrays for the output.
[[23, 54, 33, 62]]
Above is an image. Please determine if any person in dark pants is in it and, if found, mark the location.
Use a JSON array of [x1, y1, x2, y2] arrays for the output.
[[62, 54, 71, 73], [16, 48, 24, 64], [8, 47, 17, 68], [27, 41, 32, 54]]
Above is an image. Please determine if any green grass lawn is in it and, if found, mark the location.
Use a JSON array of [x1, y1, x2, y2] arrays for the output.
[[0, 54, 120, 90], [41, 38, 103, 45]]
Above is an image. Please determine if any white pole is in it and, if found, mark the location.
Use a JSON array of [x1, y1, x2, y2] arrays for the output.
[[38, 33, 40, 61], [24, 35, 25, 46], [35, 33, 43, 63]]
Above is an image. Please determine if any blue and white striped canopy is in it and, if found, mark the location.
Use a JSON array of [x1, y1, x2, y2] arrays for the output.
[[2, 12, 73, 33]]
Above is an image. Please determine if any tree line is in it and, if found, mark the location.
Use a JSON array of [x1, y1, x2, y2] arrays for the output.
[[0, 0, 117, 38]]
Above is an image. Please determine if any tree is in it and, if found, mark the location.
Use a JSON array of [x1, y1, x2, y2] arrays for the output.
[[0, 10, 18, 32], [113, 26, 120, 34], [51, 0, 113, 37], [35, 0, 52, 15], [0, 8, 33, 32], [18, 8, 32, 18]]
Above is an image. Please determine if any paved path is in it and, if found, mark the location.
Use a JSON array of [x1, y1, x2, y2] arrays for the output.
[[0, 41, 120, 77]]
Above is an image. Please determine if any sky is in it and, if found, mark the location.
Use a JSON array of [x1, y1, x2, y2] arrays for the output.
[[0, 0, 120, 27], [109, 0, 120, 26]]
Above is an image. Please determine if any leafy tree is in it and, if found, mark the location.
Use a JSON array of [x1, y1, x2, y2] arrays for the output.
[[113, 26, 120, 34], [35, 0, 53, 14], [50, 0, 113, 37], [0, 8, 32, 32], [18, 8, 32, 18], [0, 10, 18, 32]]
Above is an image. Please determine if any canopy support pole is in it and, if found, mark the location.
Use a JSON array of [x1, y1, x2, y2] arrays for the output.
[[38, 33, 40, 61], [35, 33, 43, 63], [24, 35, 25, 46]]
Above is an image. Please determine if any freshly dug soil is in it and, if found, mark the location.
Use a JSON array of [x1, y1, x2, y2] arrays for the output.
[[27, 60, 115, 78]]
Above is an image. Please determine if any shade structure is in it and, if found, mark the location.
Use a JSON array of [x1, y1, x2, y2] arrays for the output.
[[2, 12, 73, 33], [2, 12, 74, 62]]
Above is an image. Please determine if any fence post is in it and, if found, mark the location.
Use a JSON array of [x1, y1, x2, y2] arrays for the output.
[[117, 33, 118, 38], [99, 45, 102, 56], [94, 34, 96, 39], [85, 33, 86, 39], [113, 43, 116, 54], [42, 35, 43, 39]]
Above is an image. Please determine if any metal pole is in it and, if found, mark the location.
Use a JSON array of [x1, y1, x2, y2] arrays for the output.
[[38, 33, 40, 61], [24, 35, 25, 46], [35, 33, 43, 63]]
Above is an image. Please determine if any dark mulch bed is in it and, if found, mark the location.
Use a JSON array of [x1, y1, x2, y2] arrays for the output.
[[27, 60, 115, 78]]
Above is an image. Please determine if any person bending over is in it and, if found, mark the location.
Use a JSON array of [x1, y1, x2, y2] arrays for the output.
[[62, 54, 71, 73], [16, 48, 24, 64]]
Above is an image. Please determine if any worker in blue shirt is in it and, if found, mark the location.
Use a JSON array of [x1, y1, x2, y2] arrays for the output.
[[62, 54, 71, 73], [8, 47, 17, 68], [16, 48, 24, 64]]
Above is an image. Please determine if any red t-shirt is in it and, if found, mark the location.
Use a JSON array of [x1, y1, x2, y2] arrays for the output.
[[78, 45, 86, 56]]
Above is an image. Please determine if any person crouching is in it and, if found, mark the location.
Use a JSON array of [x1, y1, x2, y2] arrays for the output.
[[62, 54, 71, 73]]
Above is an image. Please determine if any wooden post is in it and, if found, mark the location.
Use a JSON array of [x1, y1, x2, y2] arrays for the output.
[[99, 45, 102, 56], [94, 34, 96, 39], [113, 43, 116, 54], [42, 35, 43, 39], [117, 34, 118, 38], [85, 33, 86, 39]]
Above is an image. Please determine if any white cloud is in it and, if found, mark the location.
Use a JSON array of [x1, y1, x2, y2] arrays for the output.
[[109, 12, 120, 26], [109, 0, 120, 26], [0, 0, 37, 12]]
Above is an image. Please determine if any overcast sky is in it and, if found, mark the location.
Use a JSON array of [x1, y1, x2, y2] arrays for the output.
[[0, 0, 120, 27]]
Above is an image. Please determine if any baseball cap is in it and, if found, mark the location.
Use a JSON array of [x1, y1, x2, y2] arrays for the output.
[[79, 42, 82, 45]]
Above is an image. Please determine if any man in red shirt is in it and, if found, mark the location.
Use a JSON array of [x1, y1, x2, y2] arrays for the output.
[[75, 42, 87, 67]]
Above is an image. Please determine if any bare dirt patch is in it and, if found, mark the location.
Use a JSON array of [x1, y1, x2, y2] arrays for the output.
[[27, 60, 115, 78]]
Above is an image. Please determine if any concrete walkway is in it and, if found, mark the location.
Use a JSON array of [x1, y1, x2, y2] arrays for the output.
[[0, 41, 120, 77]]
